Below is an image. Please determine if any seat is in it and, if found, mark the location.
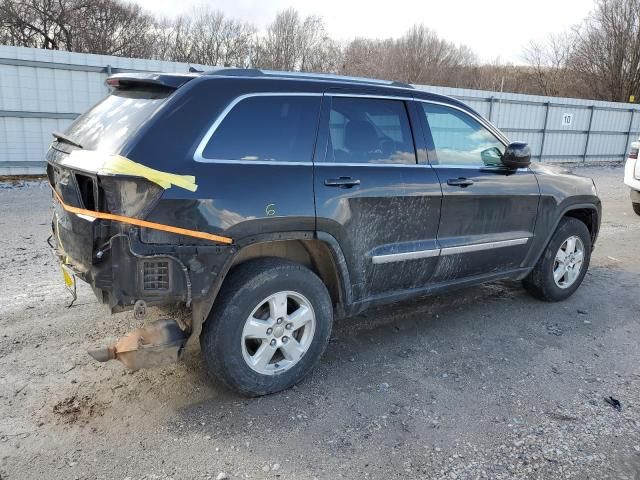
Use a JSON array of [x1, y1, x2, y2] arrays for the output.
[[343, 120, 379, 162]]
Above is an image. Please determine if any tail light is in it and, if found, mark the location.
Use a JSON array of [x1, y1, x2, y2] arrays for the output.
[[75, 173, 97, 210]]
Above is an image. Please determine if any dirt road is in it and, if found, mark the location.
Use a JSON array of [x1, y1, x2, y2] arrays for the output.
[[1, 165, 639, 479]]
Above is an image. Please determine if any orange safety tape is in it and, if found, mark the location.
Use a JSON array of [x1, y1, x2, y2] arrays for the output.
[[51, 187, 233, 245]]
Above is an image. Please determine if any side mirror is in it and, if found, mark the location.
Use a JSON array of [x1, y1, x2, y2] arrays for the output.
[[502, 142, 531, 169]]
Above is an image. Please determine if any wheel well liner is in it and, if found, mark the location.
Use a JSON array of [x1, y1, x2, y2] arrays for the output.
[[564, 207, 598, 243], [229, 239, 344, 308], [192, 234, 352, 336]]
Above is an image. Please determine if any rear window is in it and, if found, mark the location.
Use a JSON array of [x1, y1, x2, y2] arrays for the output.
[[63, 89, 170, 152], [327, 97, 416, 165], [200, 95, 321, 163]]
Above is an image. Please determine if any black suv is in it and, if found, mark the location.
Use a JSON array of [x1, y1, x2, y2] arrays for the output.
[[47, 69, 601, 396]]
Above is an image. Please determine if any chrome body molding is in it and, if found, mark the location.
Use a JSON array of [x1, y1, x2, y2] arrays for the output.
[[440, 237, 529, 255], [371, 237, 530, 264], [371, 248, 440, 265]]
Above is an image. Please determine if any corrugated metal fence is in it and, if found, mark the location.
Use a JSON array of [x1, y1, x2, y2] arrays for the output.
[[419, 85, 640, 164], [0, 46, 208, 175], [1, 45, 639, 175]]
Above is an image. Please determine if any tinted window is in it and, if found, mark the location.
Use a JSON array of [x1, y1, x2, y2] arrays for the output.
[[422, 103, 504, 167], [328, 97, 416, 165], [64, 89, 170, 152], [202, 96, 321, 162]]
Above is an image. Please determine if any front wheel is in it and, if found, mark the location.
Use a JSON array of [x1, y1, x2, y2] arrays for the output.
[[523, 217, 592, 302], [200, 258, 333, 396]]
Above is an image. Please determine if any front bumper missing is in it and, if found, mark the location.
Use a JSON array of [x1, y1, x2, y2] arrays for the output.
[[88, 318, 189, 370]]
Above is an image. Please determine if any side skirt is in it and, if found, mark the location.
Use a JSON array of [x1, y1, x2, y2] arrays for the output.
[[342, 267, 532, 317]]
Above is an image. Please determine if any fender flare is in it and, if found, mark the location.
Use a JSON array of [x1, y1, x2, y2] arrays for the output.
[[528, 202, 600, 269], [190, 230, 354, 337]]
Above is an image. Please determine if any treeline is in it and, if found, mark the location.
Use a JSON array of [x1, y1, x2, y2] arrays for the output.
[[1, 0, 639, 102]]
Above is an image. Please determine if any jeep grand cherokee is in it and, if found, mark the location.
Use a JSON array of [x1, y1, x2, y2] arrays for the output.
[[47, 69, 601, 396]]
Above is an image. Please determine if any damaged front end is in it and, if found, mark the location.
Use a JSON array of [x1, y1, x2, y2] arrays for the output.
[[47, 147, 235, 370]]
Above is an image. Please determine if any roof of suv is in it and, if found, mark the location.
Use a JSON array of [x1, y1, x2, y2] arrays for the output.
[[107, 68, 475, 115]]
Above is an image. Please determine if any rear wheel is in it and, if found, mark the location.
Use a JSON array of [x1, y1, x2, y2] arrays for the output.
[[200, 258, 333, 396], [632, 202, 640, 216], [523, 217, 591, 302]]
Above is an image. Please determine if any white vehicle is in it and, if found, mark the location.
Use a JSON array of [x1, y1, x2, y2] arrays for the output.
[[624, 136, 640, 215]]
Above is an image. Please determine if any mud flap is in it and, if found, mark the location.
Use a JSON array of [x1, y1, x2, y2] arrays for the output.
[[88, 319, 188, 370]]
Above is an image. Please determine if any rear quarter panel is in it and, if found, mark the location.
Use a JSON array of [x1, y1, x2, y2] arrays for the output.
[[123, 77, 322, 243]]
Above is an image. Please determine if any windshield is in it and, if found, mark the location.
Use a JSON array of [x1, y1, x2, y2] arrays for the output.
[[62, 88, 170, 153]]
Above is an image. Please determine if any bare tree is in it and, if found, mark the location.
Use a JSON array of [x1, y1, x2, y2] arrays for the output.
[[340, 25, 477, 86], [175, 7, 255, 67], [389, 25, 477, 84], [74, 0, 156, 57], [0, 0, 155, 57], [340, 38, 394, 79], [569, 0, 640, 101], [5, 1, 640, 101], [0, 0, 84, 50], [523, 33, 576, 96], [257, 8, 339, 72]]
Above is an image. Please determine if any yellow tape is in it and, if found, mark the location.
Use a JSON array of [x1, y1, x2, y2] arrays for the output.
[[60, 150, 198, 192]]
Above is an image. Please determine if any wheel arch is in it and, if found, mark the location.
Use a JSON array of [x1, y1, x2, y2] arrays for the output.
[[563, 207, 599, 244], [525, 202, 600, 271], [191, 232, 353, 337]]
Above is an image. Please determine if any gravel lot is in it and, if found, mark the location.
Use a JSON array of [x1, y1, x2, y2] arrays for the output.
[[1, 164, 639, 479]]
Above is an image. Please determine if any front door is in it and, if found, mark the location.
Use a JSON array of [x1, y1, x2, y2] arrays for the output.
[[418, 102, 540, 283], [313, 94, 442, 301]]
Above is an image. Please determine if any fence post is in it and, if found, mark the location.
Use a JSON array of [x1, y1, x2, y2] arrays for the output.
[[626, 109, 636, 155], [583, 105, 595, 163], [488, 96, 495, 122], [539, 102, 551, 162]]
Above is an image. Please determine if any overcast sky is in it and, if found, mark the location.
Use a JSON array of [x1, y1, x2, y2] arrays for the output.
[[127, 0, 595, 64]]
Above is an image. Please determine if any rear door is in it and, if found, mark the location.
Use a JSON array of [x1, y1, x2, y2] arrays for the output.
[[313, 93, 442, 301], [418, 101, 540, 282]]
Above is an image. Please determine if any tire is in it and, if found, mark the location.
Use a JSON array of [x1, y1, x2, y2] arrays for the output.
[[523, 217, 592, 302], [200, 258, 333, 396], [633, 202, 640, 216]]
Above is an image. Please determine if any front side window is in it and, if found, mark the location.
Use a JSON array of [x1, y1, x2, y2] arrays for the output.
[[202, 95, 321, 162], [422, 103, 505, 167], [327, 97, 416, 165]]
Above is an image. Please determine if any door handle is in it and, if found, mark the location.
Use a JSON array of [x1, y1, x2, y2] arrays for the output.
[[447, 177, 474, 187], [324, 177, 361, 188]]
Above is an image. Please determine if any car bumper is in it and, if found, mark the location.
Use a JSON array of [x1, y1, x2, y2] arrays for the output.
[[624, 158, 640, 191]]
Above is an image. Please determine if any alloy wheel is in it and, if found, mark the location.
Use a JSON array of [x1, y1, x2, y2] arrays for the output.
[[241, 291, 316, 375], [553, 235, 585, 289]]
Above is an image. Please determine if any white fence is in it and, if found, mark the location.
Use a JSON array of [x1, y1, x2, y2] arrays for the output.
[[1, 45, 639, 175]]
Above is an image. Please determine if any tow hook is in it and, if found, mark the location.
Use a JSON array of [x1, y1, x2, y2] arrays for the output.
[[88, 319, 188, 370]]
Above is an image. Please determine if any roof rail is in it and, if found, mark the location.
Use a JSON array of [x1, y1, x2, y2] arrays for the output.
[[203, 68, 414, 89], [206, 68, 262, 77]]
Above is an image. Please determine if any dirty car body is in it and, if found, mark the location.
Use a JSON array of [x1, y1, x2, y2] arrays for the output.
[[47, 69, 602, 395]]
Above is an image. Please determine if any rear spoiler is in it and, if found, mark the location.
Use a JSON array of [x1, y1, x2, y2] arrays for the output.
[[106, 72, 198, 90]]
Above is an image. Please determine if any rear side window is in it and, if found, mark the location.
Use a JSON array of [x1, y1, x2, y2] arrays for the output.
[[201, 95, 321, 162], [327, 97, 416, 165], [64, 89, 170, 152]]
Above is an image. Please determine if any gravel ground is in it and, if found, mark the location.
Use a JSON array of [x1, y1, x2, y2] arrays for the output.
[[1, 164, 639, 480]]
